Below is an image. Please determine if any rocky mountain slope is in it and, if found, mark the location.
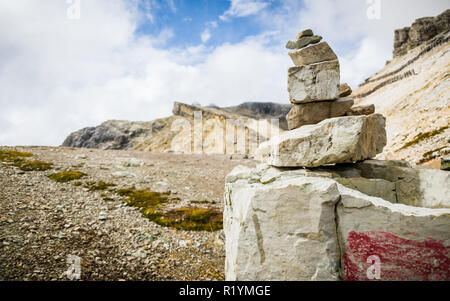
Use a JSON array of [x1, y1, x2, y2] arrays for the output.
[[353, 9, 449, 166], [63, 102, 290, 155]]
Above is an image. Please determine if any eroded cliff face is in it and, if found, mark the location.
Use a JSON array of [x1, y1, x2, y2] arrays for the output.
[[62, 102, 288, 155], [393, 9, 449, 58], [353, 10, 450, 166]]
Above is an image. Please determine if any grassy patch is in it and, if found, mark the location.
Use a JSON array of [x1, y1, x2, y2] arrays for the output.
[[423, 146, 447, 158], [145, 207, 223, 232], [117, 187, 222, 231], [101, 193, 115, 202], [48, 171, 87, 183], [399, 126, 449, 150], [13, 160, 53, 171], [86, 181, 117, 191], [0, 150, 33, 162], [0, 150, 52, 171], [117, 187, 169, 208], [191, 200, 216, 204]]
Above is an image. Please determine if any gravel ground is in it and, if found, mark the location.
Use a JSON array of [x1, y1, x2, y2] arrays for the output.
[[0, 146, 255, 281]]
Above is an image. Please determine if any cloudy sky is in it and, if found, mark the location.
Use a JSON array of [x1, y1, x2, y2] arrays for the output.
[[0, 0, 448, 146]]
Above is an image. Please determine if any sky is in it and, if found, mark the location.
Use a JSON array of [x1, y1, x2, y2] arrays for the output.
[[0, 0, 448, 146]]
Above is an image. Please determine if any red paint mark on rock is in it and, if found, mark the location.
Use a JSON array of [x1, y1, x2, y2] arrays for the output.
[[344, 231, 450, 281]]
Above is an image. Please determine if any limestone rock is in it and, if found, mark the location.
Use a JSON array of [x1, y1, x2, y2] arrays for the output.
[[296, 29, 314, 39], [256, 114, 387, 168], [334, 177, 396, 203], [338, 83, 352, 97], [441, 157, 450, 170], [224, 169, 341, 281], [286, 98, 354, 130], [337, 185, 450, 281], [286, 35, 323, 50], [288, 60, 340, 104], [393, 9, 450, 57], [288, 42, 338, 66], [345, 104, 375, 116]]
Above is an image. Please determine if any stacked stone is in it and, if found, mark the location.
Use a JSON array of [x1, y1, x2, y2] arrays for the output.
[[256, 30, 384, 168]]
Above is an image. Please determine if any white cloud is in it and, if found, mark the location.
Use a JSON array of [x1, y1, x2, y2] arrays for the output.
[[0, 0, 449, 146], [220, 0, 269, 21], [201, 29, 212, 43], [0, 0, 289, 146]]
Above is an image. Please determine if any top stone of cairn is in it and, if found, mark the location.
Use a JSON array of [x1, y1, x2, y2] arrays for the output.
[[286, 29, 322, 50]]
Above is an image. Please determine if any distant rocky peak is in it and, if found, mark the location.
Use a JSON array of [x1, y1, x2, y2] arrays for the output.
[[393, 9, 449, 58]]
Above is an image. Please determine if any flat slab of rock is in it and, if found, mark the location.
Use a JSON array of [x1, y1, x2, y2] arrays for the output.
[[345, 104, 375, 116], [339, 83, 352, 97], [256, 114, 387, 167], [288, 60, 340, 104], [286, 35, 322, 50], [296, 29, 313, 39], [337, 185, 450, 281], [288, 42, 338, 66], [286, 97, 354, 130], [224, 167, 341, 281]]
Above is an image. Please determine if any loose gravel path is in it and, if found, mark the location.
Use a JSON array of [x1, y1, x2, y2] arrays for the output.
[[0, 146, 254, 281]]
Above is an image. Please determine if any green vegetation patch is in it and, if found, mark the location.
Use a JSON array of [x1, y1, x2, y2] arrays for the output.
[[144, 207, 223, 232], [399, 126, 449, 151], [0, 150, 33, 162], [0, 150, 53, 171], [191, 200, 216, 204], [117, 187, 169, 208], [13, 160, 53, 171], [48, 171, 87, 183], [86, 181, 117, 191], [117, 187, 222, 231]]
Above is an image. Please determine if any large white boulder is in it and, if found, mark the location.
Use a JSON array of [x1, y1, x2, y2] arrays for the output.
[[224, 165, 341, 281], [256, 114, 387, 168], [224, 165, 450, 281], [288, 60, 340, 104]]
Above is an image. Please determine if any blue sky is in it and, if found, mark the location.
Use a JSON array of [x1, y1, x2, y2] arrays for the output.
[[134, 0, 284, 48], [0, 0, 449, 146]]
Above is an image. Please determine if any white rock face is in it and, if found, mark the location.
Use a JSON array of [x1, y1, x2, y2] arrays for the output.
[[288, 42, 338, 66], [256, 114, 387, 167], [336, 185, 450, 281], [224, 165, 450, 281], [224, 166, 341, 281], [417, 168, 450, 208], [288, 60, 340, 104]]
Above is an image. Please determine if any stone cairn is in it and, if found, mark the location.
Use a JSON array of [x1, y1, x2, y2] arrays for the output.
[[223, 30, 450, 281], [258, 29, 382, 167]]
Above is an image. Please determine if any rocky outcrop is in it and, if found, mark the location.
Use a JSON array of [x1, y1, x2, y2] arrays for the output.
[[394, 9, 450, 58], [256, 114, 386, 168], [62, 101, 290, 152], [62, 120, 161, 150], [224, 164, 450, 281], [353, 10, 449, 165]]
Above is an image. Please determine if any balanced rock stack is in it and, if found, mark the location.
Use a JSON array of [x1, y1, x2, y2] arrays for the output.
[[257, 29, 381, 167]]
